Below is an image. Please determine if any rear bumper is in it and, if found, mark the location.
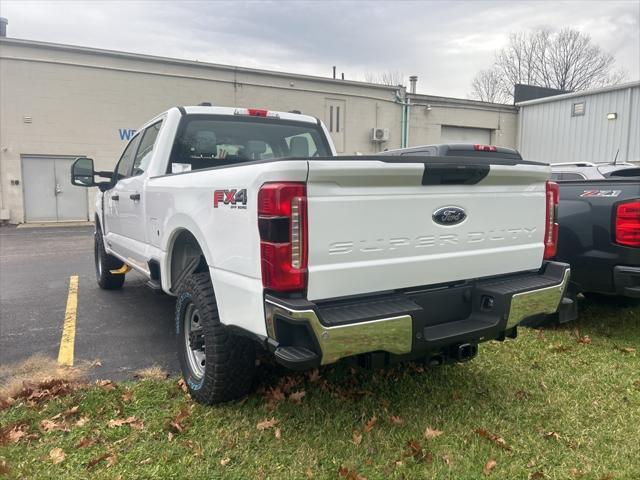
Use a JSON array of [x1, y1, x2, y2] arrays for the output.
[[264, 261, 571, 369], [613, 266, 640, 298]]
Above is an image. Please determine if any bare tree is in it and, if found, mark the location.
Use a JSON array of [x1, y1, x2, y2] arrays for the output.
[[470, 28, 626, 103], [470, 68, 510, 103], [364, 70, 405, 86]]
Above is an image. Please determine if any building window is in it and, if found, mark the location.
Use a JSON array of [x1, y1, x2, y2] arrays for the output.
[[572, 102, 585, 116]]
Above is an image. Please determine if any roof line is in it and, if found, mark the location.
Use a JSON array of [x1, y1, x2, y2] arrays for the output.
[[407, 92, 517, 111], [516, 80, 640, 106], [0, 37, 402, 92]]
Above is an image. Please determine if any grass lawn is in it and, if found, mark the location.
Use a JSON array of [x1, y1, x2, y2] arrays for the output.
[[1, 298, 639, 480]]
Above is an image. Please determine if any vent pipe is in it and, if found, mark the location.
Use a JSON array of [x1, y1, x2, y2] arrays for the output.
[[409, 75, 417, 94], [332, 66, 336, 79], [0, 18, 7, 37]]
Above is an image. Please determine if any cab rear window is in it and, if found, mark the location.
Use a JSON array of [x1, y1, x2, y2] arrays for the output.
[[168, 115, 330, 173]]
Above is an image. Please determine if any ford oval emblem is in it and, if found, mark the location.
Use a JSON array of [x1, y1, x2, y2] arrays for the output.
[[432, 206, 467, 226]]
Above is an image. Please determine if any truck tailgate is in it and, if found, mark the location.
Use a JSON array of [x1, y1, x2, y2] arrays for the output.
[[305, 159, 550, 300]]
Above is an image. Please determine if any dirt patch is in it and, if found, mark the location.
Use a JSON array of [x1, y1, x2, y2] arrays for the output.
[[0, 354, 87, 406]]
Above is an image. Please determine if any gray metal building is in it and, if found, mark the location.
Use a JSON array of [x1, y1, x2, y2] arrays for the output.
[[517, 81, 640, 165]]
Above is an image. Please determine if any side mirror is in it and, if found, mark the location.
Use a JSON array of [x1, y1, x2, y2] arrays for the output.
[[71, 157, 96, 187]]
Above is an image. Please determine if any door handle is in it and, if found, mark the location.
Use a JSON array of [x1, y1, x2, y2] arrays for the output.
[[55, 184, 62, 195], [130, 193, 141, 201], [112, 195, 119, 201]]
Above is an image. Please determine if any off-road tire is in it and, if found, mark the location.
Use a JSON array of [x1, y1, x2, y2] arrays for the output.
[[95, 228, 126, 290], [176, 272, 255, 404]]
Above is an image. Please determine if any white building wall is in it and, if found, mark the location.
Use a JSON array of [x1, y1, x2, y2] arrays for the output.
[[0, 39, 402, 223], [517, 82, 640, 164], [0, 38, 522, 224], [407, 94, 518, 149]]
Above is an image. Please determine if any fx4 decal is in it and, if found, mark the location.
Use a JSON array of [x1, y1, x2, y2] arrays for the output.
[[580, 190, 621, 198], [214, 189, 247, 209]]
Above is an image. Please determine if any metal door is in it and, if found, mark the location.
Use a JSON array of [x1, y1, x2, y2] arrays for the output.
[[440, 126, 491, 144], [22, 156, 88, 222]]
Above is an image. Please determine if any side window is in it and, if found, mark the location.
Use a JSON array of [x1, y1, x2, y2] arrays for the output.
[[132, 121, 163, 176], [114, 135, 141, 181], [550, 173, 563, 181]]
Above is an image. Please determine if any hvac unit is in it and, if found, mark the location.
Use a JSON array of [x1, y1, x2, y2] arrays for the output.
[[370, 128, 390, 142]]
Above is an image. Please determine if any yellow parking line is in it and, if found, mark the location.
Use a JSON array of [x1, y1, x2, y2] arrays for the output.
[[57, 275, 79, 366]]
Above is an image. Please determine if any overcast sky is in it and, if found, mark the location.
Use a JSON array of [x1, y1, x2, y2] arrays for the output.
[[1, 0, 638, 98]]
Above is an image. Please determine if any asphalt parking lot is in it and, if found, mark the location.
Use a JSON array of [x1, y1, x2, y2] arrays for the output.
[[0, 224, 178, 380]]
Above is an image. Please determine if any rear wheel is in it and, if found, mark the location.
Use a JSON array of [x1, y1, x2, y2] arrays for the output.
[[94, 228, 126, 290], [176, 272, 255, 404]]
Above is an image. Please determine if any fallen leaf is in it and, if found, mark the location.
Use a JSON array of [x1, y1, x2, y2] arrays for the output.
[[108, 416, 144, 430], [338, 466, 368, 480], [63, 406, 80, 417], [220, 457, 231, 466], [452, 391, 461, 401], [167, 432, 174, 442], [424, 427, 443, 439], [577, 335, 591, 345], [167, 406, 191, 434], [442, 453, 453, 466], [483, 459, 497, 475], [530, 472, 545, 479], [543, 431, 560, 440], [87, 453, 110, 469], [177, 378, 188, 393], [307, 369, 321, 383], [121, 390, 134, 402], [288, 390, 306, 404], [404, 439, 432, 463], [50, 447, 65, 465], [389, 415, 403, 425], [256, 418, 279, 431], [0, 423, 29, 444], [274, 427, 282, 440], [76, 437, 97, 449], [305, 466, 314, 478], [364, 415, 377, 433], [263, 386, 286, 404], [15, 378, 78, 405], [40, 419, 69, 433], [352, 431, 363, 446], [96, 379, 116, 390], [75, 416, 90, 427], [619, 347, 636, 353], [139, 457, 152, 465], [600, 474, 614, 480], [475, 429, 512, 451], [106, 454, 117, 467]]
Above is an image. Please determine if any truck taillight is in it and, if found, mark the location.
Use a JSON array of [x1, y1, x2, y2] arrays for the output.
[[473, 144, 497, 152], [258, 182, 307, 291], [615, 200, 640, 247], [544, 180, 559, 259]]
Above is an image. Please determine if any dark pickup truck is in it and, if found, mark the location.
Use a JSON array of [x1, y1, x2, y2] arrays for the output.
[[554, 178, 640, 299]]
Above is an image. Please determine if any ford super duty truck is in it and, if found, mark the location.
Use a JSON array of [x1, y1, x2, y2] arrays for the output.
[[71, 106, 571, 404]]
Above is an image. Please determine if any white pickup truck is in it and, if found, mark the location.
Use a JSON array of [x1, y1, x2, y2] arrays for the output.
[[71, 105, 571, 404]]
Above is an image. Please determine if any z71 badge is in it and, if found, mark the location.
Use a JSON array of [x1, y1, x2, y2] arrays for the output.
[[580, 190, 621, 198], [214, 189, 247, 209]]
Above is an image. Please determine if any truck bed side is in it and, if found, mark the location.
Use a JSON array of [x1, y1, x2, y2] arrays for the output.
[[555, 179, 640, 295]]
